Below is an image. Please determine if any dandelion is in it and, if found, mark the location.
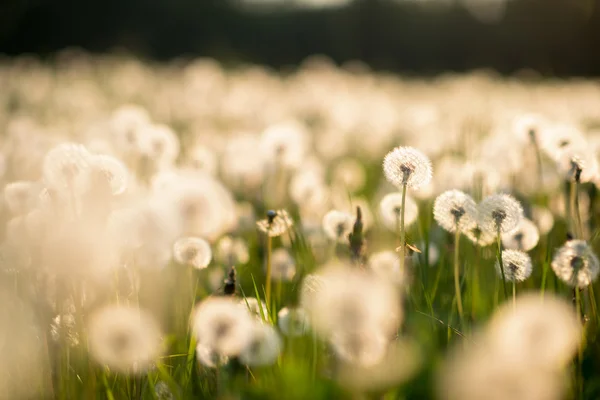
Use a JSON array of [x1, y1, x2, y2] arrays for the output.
[[502, 218, 539, 251], [383, 147, 432, 274], [368, 250, 404, 285], [464, 224, 496, 247], [270, 248, 296, 281], [379, 192, 419, 233], [434, 189, 477, 322], [532, 206, 554, 235], [257, 209, 293, 305], [191, 297, 254, 356], [322, 210, 354, 243], [330, 329, 389, 367], [42, 143, 92, 191], [215, 236, 249, 267], [173, 236, 212, 269], [478, 193, 524, 300], [154, 381, 175, 400], [277, 307, 310, 337], [495, 249, 532, 307], [240, 297, 269, 321], [382, 146, 432, 190], [551, 240, 600, 289], [87, 305, 163, 374], [239, 322, 282, 366], [4, 181, 39, 215], [79, 154, 129, 196], [332, 158, 366, 193]]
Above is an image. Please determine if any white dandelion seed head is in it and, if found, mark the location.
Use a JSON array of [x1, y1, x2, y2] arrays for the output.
[[477, 193, 524, 234], [87, 305, 163, 375], [486, 293, 581, 369], [289, 169, 327, 206], [382, 146, 433, 189], [260, 120, 309, 170], [433, 190, 477, 233], [42, 142, 92, 191], [541, 124, 587, 162], [239, 322, 282, 367], [277, 307, 310, 337], [332, 158, 366, 193], [368, 250, 405, 286], [138, 124, 180, 169], [322, 210, 354, 243], [330, 329, 389, 367], [270, 248, 296, 281], [78, 154, 129, 196], [495, 250, 533, 282], [502, 218, 540, 252], [256, 209, 294, 237], [173, 236, 212, 269], [215, 236, 249, 266], [239, 298, 269, 321], [185, 144, 218, 176], [195, 343, 229, 369], [301, 265, 402, 338], [379, 192, 419, 232], [3, 181, 40, 215], [555, 145, 599, 183], [221, 134, 265, 192], [464, 224, 497, 247], [551, 240, 600, 288], [512, 113, 548, 144], [191, 297, 255, 356]]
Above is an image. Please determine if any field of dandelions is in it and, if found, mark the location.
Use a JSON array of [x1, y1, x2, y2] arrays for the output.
[[2, 52, 600, 400]]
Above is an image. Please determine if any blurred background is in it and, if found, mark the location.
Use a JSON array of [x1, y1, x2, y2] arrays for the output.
[[1, 0, 600, 76]]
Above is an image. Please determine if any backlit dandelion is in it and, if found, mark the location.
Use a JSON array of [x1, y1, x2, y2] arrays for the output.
[[433, 190, 477, 233], [477, 193, 524, 234], [502, 218, 539, 251], [173, 236, 212, 269], [87, 305, 163, 374], [191, 297, 254, 356], [277, 307, 310, 337], [551, 240, 600, 288], [215, 236, 249, 266], [379, 192, 418, 232], [270, 248, 296, 281], [495, 250, 532, 283], [382, 146, 432, 189], [239, 322, 282, 367], [330, 329, 388, 367], [196, 343, 229, 369], [322, 210, 354, 243], [368, 250, 404, 285], [256, 209, 293, 238]]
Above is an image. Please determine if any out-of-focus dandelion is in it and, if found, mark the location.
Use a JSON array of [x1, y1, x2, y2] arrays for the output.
[[551, 240, 599, 289], [434, 189, 477, 322], [332, 158, 366, 193], [191, 297, 254, 357], [379, 192, 419, 233], [502, 218, 539, 251], [154, 381, 175, 400], [87, 305, 163, 374], [257, 209, 293, 306], [532, 206, 554, 235], [322, 210, 354, 243], [330, 329, 389, 367], [277, 307, 310, 337], [368, 250, 404, 285], [173, 236, 212, 269], [239, 322, 282, 366], [240, 297, 269, 321], [383, 146, 432, 274], [495, 249, 532, 306], [270, 248, 296, 281], [215, 236, 249, 267], [3, 181, 40, 215], [80, 154, 129, 196], [196, 343, 229, 369], [478, 193, 524, 300]]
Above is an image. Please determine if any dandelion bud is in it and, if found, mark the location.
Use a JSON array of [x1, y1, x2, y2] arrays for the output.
[[379, 192, 419, 232], [477, 193, 523, 234], [87, 305, 163, 375], [256, 209, 293, 237], [382, 146, 432, 189], [433, 190, 477, 233], [239, 322, 282, 367], [173, 237, 212, 269], [502, 218, 539, 251], [322, 210, 354, 243], [494, 250, 533, 282], [551, 240, 600, 288], [277, 307, 310, 337], [223, 266, 237, 295]]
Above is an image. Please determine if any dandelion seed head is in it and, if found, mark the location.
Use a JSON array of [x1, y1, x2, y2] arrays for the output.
[[4, 181, 39, 215], [368, 250, 405, 285], [477, 193, 523, 234], [239, 322, 282, 367], [191, 297, 254, 356], [383, 146, 432, 189], [277, 307, 310, 337], [215, 236, 249, 266], [532, 206, 554, 235], [42, 142, 92, 190], [433, 190, 477, 233], [551, 240, 600, 288], [379, 192, 418, 232], [239, 297, 269, 320], [195, 343, 229, 369], [260, 120, 309, 170], [80, 154, 129, 196], [154, 381, 174, 400], [495, 250, 532, 282], [502, 218, 539, 251], [330, 329, 389, 367], [464, 224, 496, 247], [256, 209, 293, 237], [87, 305, 162, 374], [270, 248, 296, 281], [322, 210, 354, 243], [332, 158, 366, 193], [173, 236, 212, 269]]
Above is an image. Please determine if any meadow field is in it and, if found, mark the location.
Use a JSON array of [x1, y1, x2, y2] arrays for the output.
[[1, 52, 600, 399]]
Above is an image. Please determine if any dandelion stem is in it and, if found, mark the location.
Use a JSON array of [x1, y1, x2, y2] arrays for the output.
[[453, 229, 464, 323], [512, 281, 516, 311], [265, 235, 273, 307], [496, 229, 509, 301], [575, 288, 584, 399], [532, 135, 544, 190], [399, 183, 407, 274]]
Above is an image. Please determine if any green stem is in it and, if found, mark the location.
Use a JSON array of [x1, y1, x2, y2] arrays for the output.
[[496, 230, 508, 301], [570, 180, 578, 238], [512, 281, 516, 311], [399, 184, 407, 274], [453, 229, 464, 323], [532, 136, 544, 191], [575, 288, 583, 399], [265, 235, 273, 308]]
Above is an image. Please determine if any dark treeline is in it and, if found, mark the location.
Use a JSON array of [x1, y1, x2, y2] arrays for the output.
[[1, 0, 600, 76]]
